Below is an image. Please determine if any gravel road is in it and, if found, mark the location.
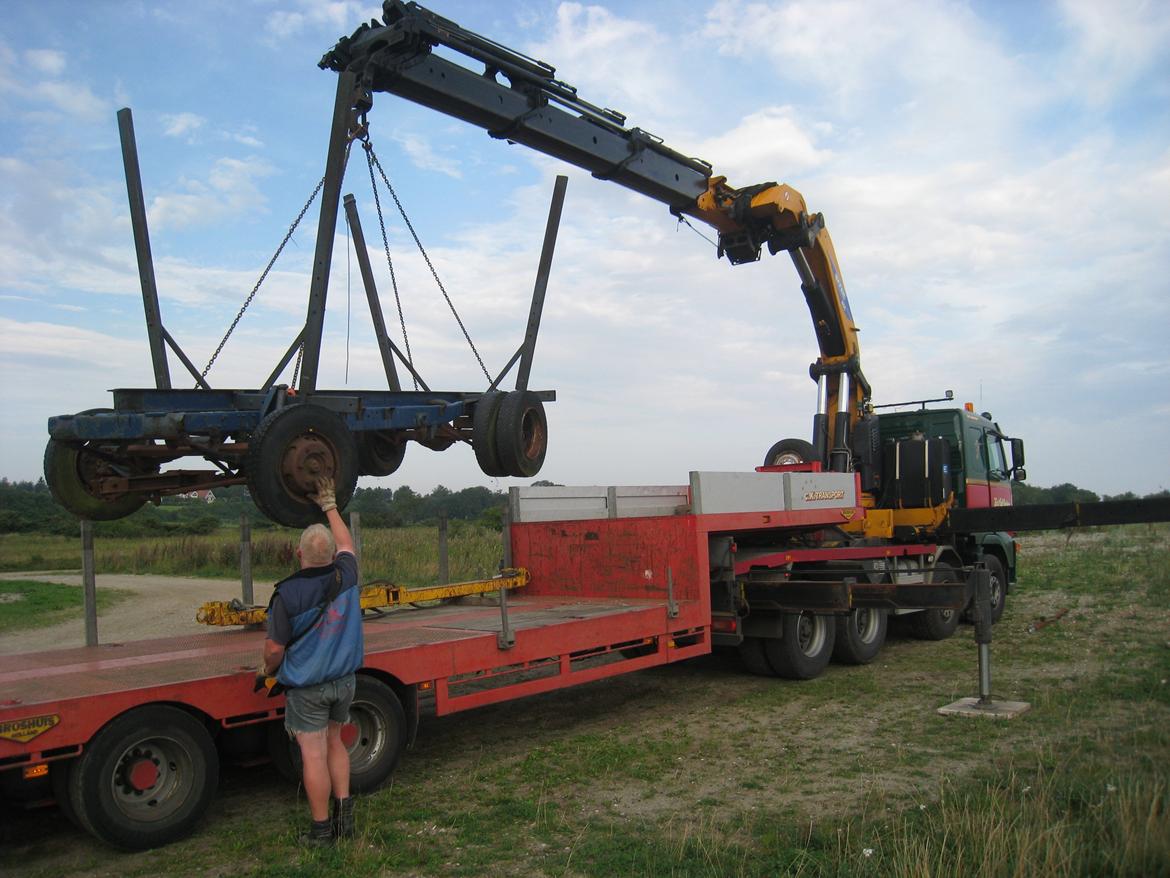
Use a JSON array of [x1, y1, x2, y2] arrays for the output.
[[0, 571, 275, 655]]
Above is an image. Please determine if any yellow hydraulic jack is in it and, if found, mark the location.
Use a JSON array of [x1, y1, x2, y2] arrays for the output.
[[196, 568, 530, 627]]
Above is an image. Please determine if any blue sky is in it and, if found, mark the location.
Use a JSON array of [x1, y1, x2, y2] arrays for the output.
[[1, 0, 1168, 497]]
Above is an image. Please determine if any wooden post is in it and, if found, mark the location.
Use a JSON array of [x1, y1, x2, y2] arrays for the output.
[[81, 520, 97, 647], [350, 511, 362, 572], [438, 515, 449, 584], [240, 514, 254, 605]]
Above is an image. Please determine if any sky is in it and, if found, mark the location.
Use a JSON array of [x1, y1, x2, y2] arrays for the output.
[[1, 0, 1168, 499]]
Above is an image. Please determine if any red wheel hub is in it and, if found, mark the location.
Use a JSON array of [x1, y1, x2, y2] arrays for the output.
[[127, 757, 160, 792], [340, 722, 359, 749]]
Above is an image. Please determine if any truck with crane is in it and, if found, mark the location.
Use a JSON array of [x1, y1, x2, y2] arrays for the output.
[[8, 0, 1170, 851]]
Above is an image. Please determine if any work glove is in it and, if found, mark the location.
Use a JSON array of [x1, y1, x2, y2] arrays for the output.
[[252, 666, 286, 697], [309, 476, 337, 512]]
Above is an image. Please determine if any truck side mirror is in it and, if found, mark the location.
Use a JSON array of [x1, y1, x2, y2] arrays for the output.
[[1013, 467, 1027, 483], [1009, 437, 1025, 470]]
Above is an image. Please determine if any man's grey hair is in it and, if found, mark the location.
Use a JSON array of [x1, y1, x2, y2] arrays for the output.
[[299, 523, 336, 567]]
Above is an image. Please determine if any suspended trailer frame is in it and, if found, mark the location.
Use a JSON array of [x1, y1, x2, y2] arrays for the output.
[[45, 82, 563, 527]]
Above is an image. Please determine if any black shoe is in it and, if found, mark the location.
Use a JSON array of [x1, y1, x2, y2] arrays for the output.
[[332, 796, 355, 840], [301, 818, 333, 846]]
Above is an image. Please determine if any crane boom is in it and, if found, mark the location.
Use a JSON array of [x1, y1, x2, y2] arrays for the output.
[[322, 0, 869, 469]]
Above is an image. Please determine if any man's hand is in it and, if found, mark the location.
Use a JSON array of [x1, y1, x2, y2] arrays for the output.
[[309, 476, 337, 512]]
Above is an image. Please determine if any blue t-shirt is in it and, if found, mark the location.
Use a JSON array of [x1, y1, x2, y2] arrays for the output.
[[267, 551, 364, 689]]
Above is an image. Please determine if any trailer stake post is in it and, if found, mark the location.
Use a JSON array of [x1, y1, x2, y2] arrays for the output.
[[497, 584, 515, 650], [81, 520, 98, 647], [937, 564, 1030, 720]]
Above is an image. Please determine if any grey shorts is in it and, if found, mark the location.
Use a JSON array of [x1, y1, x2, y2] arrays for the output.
[[284, 673, 356, 735]]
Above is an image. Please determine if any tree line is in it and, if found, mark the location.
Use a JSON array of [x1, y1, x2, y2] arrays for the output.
[[0, 477, 1164, 537]]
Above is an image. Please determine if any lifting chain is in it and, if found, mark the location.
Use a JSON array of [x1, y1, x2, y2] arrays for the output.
[[198, 175, 327, 384], [363, 140, 491, 384]]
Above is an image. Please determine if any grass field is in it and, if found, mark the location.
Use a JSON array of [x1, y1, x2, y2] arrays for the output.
[[1, 524, 1167, 877], [0, 522, 504, 586], [0, 579, 134, 635]]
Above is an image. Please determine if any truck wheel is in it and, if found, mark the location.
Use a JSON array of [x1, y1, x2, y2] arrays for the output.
[[909, 560, 962, 640], [738, 636, 776, 676], [762, 438, 816, 467], [246, 404, 358, 528], [66, 705, 218, 850], [43, 408, 149, 521], [765, 612, 836, 680], [267, 676, 406, 794], [356, 430, 406, 477], [983, 555, 1007, 624], [832, 608, 887, 665], [495, 391, 548, 478], [472, 391, 508, 477]]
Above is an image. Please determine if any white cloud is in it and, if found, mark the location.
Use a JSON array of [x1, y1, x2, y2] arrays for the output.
[[148, 156, 274, 230], [265, 1, 362, 40], [393, 132, 463, 179], [162, 112, 206, 139], [695, 107, 830, 181], [1056, 0, 1170, 103], [25, 48, 65, 76]]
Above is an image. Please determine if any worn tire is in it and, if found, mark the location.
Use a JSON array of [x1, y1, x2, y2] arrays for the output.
[[67, 705, 218, 850], [495, 391, 548, 478], [356, 430, 406, 477], [764, 611, 836, 680], [909, 560, 963, 640], [738, 636, 776, 676], [983, 555, 1008, 625], [43, 409, 148, 521], [832, 608, 887, 665], [762, 437, 816, 467], [472, 392, 508, 477], [245, 404, 357, 528]]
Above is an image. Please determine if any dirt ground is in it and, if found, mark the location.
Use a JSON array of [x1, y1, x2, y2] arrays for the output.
[[0, 572, 273, 655]]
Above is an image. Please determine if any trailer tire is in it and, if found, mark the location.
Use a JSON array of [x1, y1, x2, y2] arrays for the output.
[[832, 608, 887, 665], [246, 404, 358, 528], [50, 758, 84, 830], [738, 636, 776, 676], [43, 409, 149, 521], [67, 705, 218, 851], [473, 392, 508, 477], [495, 391, 548, 478], [763, 438, 816, 467], [909, 560, 962, 640], [267, 676, 406, 794], [765, 612, 836, 679], [357, 430, 406, 477]]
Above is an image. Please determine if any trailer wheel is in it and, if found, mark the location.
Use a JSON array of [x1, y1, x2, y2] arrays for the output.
[[246, 404, 358, 528], [832, 608, 887, 665], [909, 560, 962, 640], [357, 430, 406, 477], [765, 612, 836, 679], [495, 391, 548, 478], [66, 705, 218, 851], [43, 409, 150, 521], [762, 438, 816, 467], [473, 391, 508, 477], [738, 636, 776, 676], [267, 676, 406, 794]]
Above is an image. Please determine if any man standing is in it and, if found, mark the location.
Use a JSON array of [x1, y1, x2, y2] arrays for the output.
[[258, 477, 364, 844]]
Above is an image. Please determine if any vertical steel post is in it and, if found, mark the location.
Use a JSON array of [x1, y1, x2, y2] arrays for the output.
[[350, 511, 363, 572], [342, 193, 401, 390], [81, 520, 97, 647], [515, 175, 568, 391], [438, 515, 449, 584], [117, 108, 171, 390], [299, 72, 361, 395], [240, 514, 254, 605], [973, 565, 994, 704]]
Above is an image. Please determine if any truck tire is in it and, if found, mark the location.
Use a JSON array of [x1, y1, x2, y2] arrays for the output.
[[473, 391, 508, 477], [908, 560, 962, 640], [738, 636, 776, 676], [764, 611, 836, 680], [246, 404, 358, 528], [984, 555, 1007, 624], [832, 608, 887, 665], [762, 437, 816, 467], [357, 430, 406, 477], [67, 705, 218, 850], [268, 675, 407, 794], [495, 390, 548, 478]]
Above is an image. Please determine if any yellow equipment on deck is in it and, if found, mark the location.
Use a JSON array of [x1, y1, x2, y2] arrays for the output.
[[196, 568, 530, 627]]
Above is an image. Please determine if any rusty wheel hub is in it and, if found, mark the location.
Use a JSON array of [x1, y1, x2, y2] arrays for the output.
[[279, 433, 337, 497]]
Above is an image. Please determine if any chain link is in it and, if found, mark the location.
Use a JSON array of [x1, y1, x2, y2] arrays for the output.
[[365, 142, 491, 384]]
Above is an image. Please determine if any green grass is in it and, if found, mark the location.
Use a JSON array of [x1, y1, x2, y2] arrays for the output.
[[0, 523, 504, 587], [0, 579, 133, 634]]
